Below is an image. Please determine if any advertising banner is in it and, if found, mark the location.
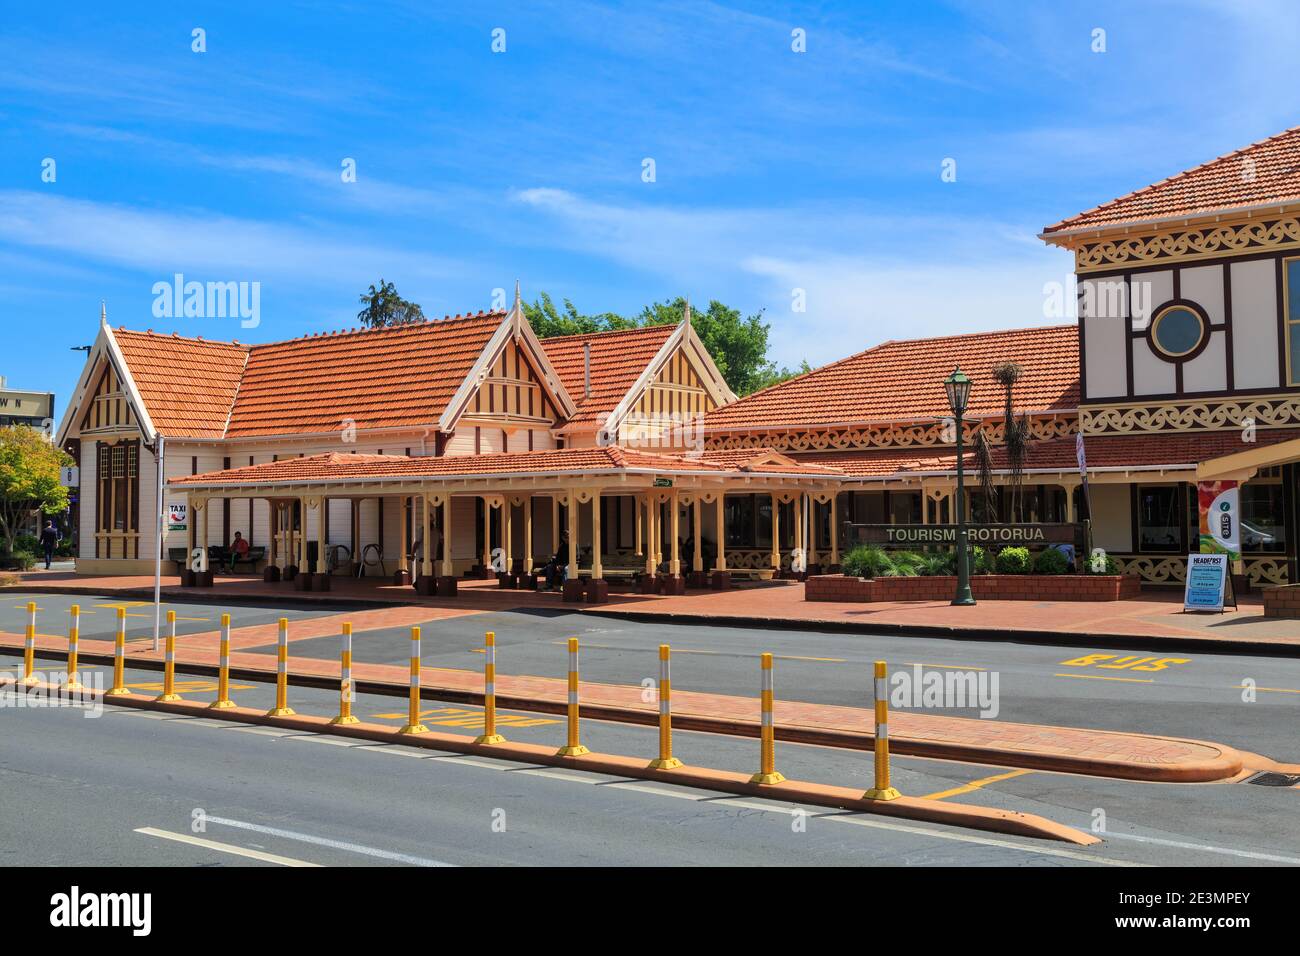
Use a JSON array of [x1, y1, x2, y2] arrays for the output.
[[1197, 480, 1240, 560]]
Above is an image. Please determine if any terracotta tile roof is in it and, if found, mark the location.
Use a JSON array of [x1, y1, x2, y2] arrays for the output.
[[704, 325, 1079, 434], [225, 313, 505, 438], [541, 324, 677, 432], [792, 429, 1298, 479], [112, 330, 249, 439], [170, 446, 843, 487], [1043, 125, 1300, 234]]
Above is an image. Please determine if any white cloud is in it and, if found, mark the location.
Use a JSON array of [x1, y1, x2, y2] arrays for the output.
[[0, 190, 461, 286]]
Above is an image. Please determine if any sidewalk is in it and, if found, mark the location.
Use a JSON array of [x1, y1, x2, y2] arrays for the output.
[[1, 622, 1262, 784]]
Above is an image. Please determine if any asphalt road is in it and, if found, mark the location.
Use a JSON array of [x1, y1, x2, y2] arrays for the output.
[[3, 645, 1300, 866]]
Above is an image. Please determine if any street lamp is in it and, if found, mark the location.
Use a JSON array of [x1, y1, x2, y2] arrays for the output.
[[944, 367, 976, 606]]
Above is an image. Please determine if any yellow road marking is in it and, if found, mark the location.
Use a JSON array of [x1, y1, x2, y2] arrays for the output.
[[369, 706, 559, 728], [1238, 684, 1300, 694], [126, 679, 255, 693], [903, 662, 988, 671], [922, 768, 1034, 801], [1054, 673, 1154, 684], [134, 827, 320, 866]]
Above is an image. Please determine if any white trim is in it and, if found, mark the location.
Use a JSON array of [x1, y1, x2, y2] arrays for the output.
[[438, 306, 578, 433]]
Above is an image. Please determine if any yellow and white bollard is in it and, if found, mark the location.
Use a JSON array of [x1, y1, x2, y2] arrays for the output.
[[474, 631, 505, 745], [864, 660, 901, 801], [398, 626, 428, 734], [210, 612, 235, 709], [749, 652, 785, 785], [648, 644, 683, 770], [265, 617, 296, 716], [20, 601, 39, 687], [329, 622, 359, 725], [105, 606, 129, 696], [556, 637, 589, 756], [64, 604, 84, 691], [155, 610, 182, 702]]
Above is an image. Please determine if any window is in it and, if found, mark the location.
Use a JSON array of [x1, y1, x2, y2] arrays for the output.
[[1135, 484, 1185, 552], [1150, 303, 1207, 360], [1287, 259, 1300, 385], [1242, 468, 1286, 554], [724, 495, 755, 548]]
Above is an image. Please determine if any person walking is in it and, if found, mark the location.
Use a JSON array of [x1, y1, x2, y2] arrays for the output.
[[39, 521, 59, 570]]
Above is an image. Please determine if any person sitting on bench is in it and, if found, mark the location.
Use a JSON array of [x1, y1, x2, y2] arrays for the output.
[[542, 533, 569, 591], [226, 531, 250, 573]]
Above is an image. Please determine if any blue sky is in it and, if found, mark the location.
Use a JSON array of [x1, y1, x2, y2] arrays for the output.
[[4, 1, 1300, 417]]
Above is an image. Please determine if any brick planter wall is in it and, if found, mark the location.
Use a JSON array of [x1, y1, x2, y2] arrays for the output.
[[1263, 584, 1300, 618], [806, 573, 1141, 603]]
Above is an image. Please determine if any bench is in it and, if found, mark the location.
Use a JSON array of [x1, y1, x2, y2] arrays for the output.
[[727, 568, 775, 581]]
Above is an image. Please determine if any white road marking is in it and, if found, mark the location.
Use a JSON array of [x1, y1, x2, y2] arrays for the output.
[[204, 816, 456, 867], [219, 725, 310, 738], [605, 781, 707, 800], [134, 827, 320, 867], [353, 743, 436, 758], [425, 754, 515, 770], [282, 734, 372, 748], [1100, 830, 1300, 865], [713, 801, 1144, 866]]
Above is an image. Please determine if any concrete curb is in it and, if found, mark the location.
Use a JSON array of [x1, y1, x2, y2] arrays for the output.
[[7, 642, 1245, 784], [5, 677, 1099, 847]]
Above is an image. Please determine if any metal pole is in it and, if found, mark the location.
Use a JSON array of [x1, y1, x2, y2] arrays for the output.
[[952, 411, 976, 606], [153, 434, 165, 651]]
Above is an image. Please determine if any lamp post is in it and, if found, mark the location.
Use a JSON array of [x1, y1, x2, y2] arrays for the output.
[[944, 368, 976, 606]]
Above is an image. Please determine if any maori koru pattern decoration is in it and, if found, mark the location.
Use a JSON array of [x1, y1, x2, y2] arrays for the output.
[[1082, 397, 1300, 435], [1074, 217, 1300, 272], [705, 416, 1076, 452], [1111, 554, 1287, 587]]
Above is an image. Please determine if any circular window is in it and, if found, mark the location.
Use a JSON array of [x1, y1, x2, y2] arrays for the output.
[[1150, 303, 1207, 359]]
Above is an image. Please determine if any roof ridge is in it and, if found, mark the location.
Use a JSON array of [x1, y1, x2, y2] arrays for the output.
[[540, 323, 678, 344], [270, 310, 506, 347], [1044, 124, 1300, 232], [114, 327, 250, 350]]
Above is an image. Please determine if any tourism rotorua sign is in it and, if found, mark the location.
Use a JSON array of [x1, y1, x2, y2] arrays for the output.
[[845, 522, 1083, 547]]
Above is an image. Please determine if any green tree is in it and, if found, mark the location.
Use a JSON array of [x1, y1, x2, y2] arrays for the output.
[[524, 292, 805, 396], [523, 292, 632, 338], [357, 279, 426, 328], [0, 426, 72, 554]]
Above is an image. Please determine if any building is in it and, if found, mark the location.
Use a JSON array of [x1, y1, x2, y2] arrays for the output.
[[56, 292, 838, 600], [0, 377, 55, 430], [55, 123, 1300, 593]]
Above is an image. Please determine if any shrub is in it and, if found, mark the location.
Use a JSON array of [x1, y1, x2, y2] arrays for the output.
[[841, 545, 892, 579], [917, 551, 955, 576], [971, 546, 996, 575], [883, 551, 924, 576], [1033, 547, 1070, 575], [995, 546, 1032, 575], [55, 539, 74, 557], [13, 533, 40, 554], [1086, 551, 1119, 575], [1, 550, 37, 571]]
